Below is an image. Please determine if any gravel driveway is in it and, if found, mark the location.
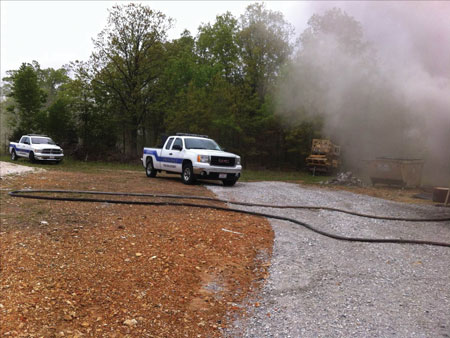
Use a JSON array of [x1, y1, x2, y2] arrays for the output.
[[207, 182, 450, 337]]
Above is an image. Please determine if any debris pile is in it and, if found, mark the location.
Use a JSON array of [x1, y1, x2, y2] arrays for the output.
[[322, 171, 364, 187]]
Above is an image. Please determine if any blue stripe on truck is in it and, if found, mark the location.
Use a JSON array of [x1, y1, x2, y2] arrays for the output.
[[10, 144, 31, 153], [144, 149, 183, 164]]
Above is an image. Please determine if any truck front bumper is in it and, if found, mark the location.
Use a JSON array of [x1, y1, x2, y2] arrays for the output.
[[35, 154, 64, 161], [193, 163, 242, 178]]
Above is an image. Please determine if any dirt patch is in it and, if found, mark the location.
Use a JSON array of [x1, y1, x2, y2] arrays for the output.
[[0, 170, 273, 337]]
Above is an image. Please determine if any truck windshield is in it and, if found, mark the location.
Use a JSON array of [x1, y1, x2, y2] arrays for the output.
[[31, 137, 56, 145], [185, 138, 222, 151]]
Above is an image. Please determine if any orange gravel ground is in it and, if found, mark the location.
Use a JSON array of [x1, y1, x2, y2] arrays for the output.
[[0, 170, 273, 337]]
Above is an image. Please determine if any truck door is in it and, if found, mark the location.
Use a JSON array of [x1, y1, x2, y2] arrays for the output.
[[160, 137, 183, 173], [19, 137, 31, 157]]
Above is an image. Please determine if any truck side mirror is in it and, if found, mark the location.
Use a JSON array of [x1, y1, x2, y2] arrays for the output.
[[172, 144, 182, 151]]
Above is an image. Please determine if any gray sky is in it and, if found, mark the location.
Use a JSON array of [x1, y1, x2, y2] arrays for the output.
[[0, 1, 310, 79], [2, 1, 448, 80]]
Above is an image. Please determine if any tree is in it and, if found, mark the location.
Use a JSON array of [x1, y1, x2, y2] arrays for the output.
[[240, 3, 294, 102], [162, 23, 244, 153], [2, 61, 74, 142], [197, 12, 241, 82], [88, 3, 173, 158], [46, 97, 77, 145], [5, 62, 46, 136], [37, 66, 71, 108], [299, 8, 368, 56], [65, 61, 117, 159]]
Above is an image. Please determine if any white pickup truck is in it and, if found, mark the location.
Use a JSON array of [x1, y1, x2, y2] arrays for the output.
[[9, 134, 64, 163], [142, 133, 242, 186]]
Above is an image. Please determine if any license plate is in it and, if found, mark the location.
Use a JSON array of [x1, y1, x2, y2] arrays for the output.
[[219, 173, 227, 179], [49, 157, 55, 159]]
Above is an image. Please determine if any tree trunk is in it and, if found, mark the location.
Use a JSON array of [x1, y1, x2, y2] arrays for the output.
[[125, 126, 138, 159]]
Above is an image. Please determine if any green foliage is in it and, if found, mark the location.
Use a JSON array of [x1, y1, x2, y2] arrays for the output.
[[88, 3, 173, 157], [7, 63, 46, 133], [197, 12, 241, 82], [240, 3, 294, 101], [37, 66, 71, 107], [2, 61, 78, 146], [46, 98, 77, 144], [283, 118, 323, 168], [64, 62, 118, 159], [3, 4, 368, 170], [0, 155, 142, 173]]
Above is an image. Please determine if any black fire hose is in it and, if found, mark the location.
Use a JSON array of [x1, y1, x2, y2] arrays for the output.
[[9, 189, 450, 222], [8, 189, 450, 248]]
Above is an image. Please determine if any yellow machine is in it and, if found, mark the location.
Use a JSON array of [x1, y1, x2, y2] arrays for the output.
[[306, 139, 341, 174]]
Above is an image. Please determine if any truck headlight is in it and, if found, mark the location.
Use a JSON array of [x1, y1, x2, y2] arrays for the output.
[[197, 155, 210, 163], [236, 157, 241, 165]]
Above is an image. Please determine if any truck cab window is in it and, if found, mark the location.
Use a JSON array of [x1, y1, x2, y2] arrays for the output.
[[165, 138, 174, 150], [172, 138, 183, 150], [23, 137, 30, 145]]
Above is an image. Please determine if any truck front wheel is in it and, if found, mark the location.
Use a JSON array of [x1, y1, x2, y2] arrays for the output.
[[181, 163, 196, 185], [11, 150, 18, 161], [223, 178, 238, 187], [29, 152, 35, 163], [146, 159, 157, 177]]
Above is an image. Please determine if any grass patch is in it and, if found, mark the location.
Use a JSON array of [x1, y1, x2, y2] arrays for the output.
[[1, 155, 333, 183], [0, 155, 142, 173]]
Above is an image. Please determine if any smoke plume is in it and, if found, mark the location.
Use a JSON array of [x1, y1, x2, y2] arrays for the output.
[[278, 2, 450, 186]]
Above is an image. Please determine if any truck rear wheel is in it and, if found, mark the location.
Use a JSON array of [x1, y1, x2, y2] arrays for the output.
[[11, 150, 18, 161], [146, 159, 157, 177], [181, 162, 196, 185]]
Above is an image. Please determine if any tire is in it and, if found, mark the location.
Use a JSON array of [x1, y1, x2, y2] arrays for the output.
[[146, 158, 157, 177], [223, 178, 238, 187], [29, 152, 35, 163], [11, 150, 18, 161], [181, 162, 196, 185]]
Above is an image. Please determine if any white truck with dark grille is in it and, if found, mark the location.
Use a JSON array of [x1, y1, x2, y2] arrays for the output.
[[141, 133, 242, 186], [9, 134, 64, 163]]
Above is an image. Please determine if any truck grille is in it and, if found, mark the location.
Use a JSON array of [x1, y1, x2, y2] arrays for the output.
[[211, 156, 235, 167], [42, 149, 62, 154]]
